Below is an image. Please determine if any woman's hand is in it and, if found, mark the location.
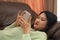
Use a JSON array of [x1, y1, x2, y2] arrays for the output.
[[16, 11, 31, 34]]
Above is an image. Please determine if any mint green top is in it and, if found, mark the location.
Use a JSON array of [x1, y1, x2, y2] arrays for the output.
[[0, 23, 47, 40]]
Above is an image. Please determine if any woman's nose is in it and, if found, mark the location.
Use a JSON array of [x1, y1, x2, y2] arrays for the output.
[[35, 18, 40, 22]]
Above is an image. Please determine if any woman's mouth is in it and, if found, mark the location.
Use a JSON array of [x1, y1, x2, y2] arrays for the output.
[[34, 22, 38, 25]]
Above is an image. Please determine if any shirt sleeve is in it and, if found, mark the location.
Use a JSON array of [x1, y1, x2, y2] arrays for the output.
[[22, 34, 31, 40], [0, 30, 3, 39], [30, 31, 47, 40], [22, 31, 47, 40], [4, 22, 17, 30], [0, 30, 6, 40]]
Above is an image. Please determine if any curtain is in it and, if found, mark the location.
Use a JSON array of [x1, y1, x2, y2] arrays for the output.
[[46, 0, 57, 15], [0, 0, 56, 15], [0, 0, 25, 3], [54, 0, 57, 15], [25, 0, 46, 14]]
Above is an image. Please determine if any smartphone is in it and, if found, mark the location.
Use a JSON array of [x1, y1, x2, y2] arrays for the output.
[[21, 10, 31, 22]]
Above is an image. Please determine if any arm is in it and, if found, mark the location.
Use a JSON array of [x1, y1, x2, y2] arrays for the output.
[[4, 22, 17, 30], [22, 31, 47, 40], [31, 31, 47, 40], [17, 11, 47, 40], [22, 34, 31, 40]]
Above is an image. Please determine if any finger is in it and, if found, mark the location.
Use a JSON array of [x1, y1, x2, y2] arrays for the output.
[[18, 18, 24, 27], [18, 10, 21, 16], [19, 15, 26, 23], [19, 19, 23, 24], [21, 11, 25, 16], [19, 11, 26, 16], [18, 11, 24, 17], [19, 20, 25, 27]]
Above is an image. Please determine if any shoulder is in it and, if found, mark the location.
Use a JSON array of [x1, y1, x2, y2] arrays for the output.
[[30, 30, 47, 37], [30, 31, 47, 40], [31, 30, 46, 34]]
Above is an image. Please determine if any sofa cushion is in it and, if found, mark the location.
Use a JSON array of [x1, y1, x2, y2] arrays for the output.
[[47, 22, 60, 40]]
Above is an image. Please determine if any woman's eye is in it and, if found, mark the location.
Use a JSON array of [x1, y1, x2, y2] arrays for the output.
[[41, 18, 46, 21]]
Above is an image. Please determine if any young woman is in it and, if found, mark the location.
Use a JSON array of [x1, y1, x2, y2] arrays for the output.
[[31, 11, 57, 40], [0, 10, 47, 40]]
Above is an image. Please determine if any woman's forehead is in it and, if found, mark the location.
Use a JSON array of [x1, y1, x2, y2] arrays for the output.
[[38, 13, 47, 18], [39, 13, 46, 16]]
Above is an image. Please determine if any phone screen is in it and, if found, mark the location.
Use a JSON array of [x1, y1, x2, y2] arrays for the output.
[[21, 11, 31, 22]]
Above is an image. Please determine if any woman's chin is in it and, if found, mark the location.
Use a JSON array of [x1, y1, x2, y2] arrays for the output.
[[34, 25, 38, 29], [34, 24, 37, 27]]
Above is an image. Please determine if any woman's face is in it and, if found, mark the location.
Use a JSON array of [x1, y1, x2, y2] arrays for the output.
[[34, 13, 47, 30]]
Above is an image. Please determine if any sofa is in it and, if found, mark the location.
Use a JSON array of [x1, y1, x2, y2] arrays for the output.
[[0, 2, 37, 30], [47, 22, 60, 40]]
